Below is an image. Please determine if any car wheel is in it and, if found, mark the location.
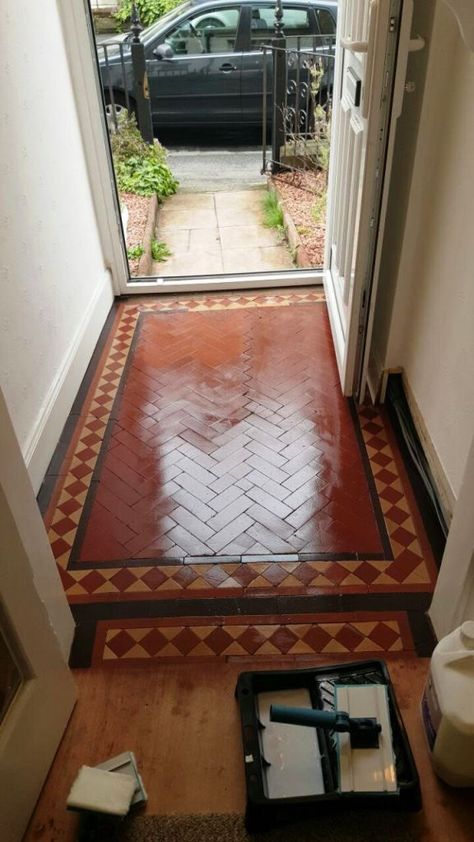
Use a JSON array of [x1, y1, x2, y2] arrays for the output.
[[104, 92, 135, 132]]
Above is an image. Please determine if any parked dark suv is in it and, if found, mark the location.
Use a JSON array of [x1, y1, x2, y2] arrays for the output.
[[99, 0, 337, 128]]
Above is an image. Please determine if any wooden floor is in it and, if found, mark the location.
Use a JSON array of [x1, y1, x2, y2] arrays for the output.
[[24, 656, 473, 841]]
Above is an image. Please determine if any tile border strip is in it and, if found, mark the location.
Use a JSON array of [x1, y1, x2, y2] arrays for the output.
[[90, 610, 414, 666]]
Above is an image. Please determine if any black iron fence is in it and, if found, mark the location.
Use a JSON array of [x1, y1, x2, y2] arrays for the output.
[[262, 35, 336, 176], [96, 7, 153, 143]]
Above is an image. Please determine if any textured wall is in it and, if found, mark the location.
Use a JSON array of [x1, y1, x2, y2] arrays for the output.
[[0, 0, 113, 489], [377, 1, 474, 501]]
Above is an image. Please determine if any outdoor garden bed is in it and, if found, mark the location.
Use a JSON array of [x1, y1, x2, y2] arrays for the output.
[[270, 169, 327, 269], [121, 192, 158, 276]]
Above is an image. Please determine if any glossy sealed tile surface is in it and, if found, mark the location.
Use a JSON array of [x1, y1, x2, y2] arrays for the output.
[[42, 290, 438, 665], [73, 304, 385, 563]]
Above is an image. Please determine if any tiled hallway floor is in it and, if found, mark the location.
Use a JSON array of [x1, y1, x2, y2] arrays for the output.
[[41, 289, 438, 666]]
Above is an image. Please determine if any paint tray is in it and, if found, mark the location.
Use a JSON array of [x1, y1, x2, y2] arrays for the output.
[[235, 659, 421, 831]]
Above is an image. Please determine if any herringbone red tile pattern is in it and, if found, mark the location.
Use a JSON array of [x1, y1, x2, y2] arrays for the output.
[[76, 304, 382, 561], [45, 290, 437, 601], [92, 612, 414, 665]]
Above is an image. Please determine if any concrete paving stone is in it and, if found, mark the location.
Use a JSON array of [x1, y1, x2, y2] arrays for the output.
[[152, 188, 292, 276], [158, 208, 217, 231], [188, 228, 222, 254], [156, 252, 224, 277], [216, 204, 266, 228], [163, 193, 215, 210], [214, 189, 264, 211], [222, 246, 294, 273], [220, 224, 281, 249], [156, 228, 190, 252]]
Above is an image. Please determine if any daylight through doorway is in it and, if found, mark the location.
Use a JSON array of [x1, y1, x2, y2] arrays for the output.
[[89, 0, 337, 283]]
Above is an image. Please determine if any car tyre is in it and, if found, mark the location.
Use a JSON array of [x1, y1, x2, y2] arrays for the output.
[[104, 91, 136, 132]]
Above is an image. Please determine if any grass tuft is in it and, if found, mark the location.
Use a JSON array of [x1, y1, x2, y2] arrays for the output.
[[311, 190, 327, 225], [262, 191, 284, 233], [151, 239, 172, 262], [127, 243, 144, 260]]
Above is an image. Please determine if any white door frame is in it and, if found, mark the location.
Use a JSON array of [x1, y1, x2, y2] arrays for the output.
[[58, 0, 129, 296], [0, 389, 77, 841]]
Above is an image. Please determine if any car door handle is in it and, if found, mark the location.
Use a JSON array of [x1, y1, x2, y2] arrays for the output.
[[219, 62, 237, 72]]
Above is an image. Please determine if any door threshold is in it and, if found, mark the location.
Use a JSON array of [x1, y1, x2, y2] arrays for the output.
[[122, 269, 324, 295]]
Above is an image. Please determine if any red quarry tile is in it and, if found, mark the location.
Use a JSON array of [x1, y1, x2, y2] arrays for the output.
[[368, 622, 401, 650], [140, 568, 169, 590], [139, 628, 169, 656], [106, 630, 135, 658], [237, 626, 268, 655], [109, 568, 138, 592], [335, 624, 366, 650], [71, 305, 385, 565], [204, 626, 234, 655], [269, 626, 299, 654], [302, 625, 332, 651], [172, 627, 201, 655]]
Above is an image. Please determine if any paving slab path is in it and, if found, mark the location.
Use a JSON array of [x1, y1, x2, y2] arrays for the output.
[[152, 188, 294, 276]]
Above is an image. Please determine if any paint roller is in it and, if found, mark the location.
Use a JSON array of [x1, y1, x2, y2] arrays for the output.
[[270, 704, 382, 749]]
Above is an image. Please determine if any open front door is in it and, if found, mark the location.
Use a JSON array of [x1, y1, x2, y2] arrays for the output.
[[0, 391, 76, 841], [324, 0, 404, 396]]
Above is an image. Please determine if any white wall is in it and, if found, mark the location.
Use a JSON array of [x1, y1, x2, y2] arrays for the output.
[[376, 0, 474, 505], [0, 0, 114, 493]]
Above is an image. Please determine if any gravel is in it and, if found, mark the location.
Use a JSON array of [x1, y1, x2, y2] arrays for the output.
[[272, 170, 327, 268], [120, 192, 151, 276]]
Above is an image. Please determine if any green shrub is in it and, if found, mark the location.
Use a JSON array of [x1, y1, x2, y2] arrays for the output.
[[110, 111, 148, 159], [115, 0, 182, 28], [111, 111, 178, 198], [151, 240, 172, 261]]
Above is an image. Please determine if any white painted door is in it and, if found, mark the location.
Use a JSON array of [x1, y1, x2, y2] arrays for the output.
[[324, 0, 403, 396], [0, 391, 77, 842]]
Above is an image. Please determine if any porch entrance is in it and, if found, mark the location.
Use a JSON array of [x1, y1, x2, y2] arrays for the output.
[[92, 1, 336, 286], [89, 0, 411, 402]]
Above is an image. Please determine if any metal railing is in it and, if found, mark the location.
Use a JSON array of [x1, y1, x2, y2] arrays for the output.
[[96, 6, 154, 143], [262, 35, 336, 175], [98, 40, 134, 132]]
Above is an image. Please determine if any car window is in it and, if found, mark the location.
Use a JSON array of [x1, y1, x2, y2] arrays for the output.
[[164, 8, 240, 55], [249, 5, 314, 50], [315, 8, 336, 36]]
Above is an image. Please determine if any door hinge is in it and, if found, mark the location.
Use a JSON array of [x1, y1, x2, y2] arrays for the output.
[[389, 16, 397, 33], [362, 289, 367, 309]]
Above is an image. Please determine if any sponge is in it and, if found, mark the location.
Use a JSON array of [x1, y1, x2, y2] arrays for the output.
[[67, 766, 136, 816]]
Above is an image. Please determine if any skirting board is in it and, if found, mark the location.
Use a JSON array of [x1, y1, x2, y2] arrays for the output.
[[399, 373, 455, 525], [24, 271, 114, 495]]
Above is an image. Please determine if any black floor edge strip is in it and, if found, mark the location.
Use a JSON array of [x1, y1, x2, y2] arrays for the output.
[[385, 374, 447, 567], [36, 302, 118, 516]]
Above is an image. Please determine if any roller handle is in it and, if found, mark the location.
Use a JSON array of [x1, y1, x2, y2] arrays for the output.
[[270, 705, 381, 736], [270, 705, 340, 730]]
